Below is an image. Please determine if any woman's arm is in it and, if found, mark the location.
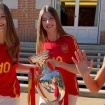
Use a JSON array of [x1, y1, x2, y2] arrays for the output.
[[57, 61, 79, 74], [16, 63, 37, 71], [81, 63, 105, 93], [46, 59, 79, 74], [72, 49, 105, 93], [93, 57, 105, 92]]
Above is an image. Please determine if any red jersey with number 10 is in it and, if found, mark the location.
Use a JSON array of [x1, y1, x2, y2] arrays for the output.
[[0, 43, 20, 98], [43, 35, 79, 95]]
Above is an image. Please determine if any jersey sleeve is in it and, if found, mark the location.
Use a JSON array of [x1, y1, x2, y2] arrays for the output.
[[72, 36, 79, 50], [70, 36, 79, 61]]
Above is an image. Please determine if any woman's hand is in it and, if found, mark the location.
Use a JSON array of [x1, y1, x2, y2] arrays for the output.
[[46, 59, 58, 70], [72, 49, 93, 77], [28, 64, 40, 81]]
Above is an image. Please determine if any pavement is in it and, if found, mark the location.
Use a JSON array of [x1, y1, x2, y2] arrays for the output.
[[20, 92, 105, 105]]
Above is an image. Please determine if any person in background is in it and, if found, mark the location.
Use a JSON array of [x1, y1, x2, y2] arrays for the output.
[[60, 2, 68, 26]]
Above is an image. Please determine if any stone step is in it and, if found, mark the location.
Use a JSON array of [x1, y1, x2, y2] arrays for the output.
[[88, 56, 104, 59], [79, 88, 105, 98], [79, 45, 105, 50], [18, 76, 105, 87], [20, 47, 35, 52], [20, 84, 105, 98], [18, 75, 105, 87], [84, 50, 105, 55], [20, 42, 105, 51], [20, 52, 35, 57], [20, 42, 36, 47], [17, 76, 28, 81], [20, 42, 105, 50], [20, 52, 104, 59], [77, 74, 96, 79], [16, 68, 99, 75]]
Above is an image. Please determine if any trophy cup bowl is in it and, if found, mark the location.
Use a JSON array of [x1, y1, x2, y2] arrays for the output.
[[28, 51, 65, 103]]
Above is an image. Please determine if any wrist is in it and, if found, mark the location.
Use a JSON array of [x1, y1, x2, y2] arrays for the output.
[[82, 73, 90, 80], [55, 60, 62, 67]]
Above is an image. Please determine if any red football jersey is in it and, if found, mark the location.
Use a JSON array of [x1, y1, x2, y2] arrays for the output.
[[43, 35, 79, 95], [0, 43, 20, 98]]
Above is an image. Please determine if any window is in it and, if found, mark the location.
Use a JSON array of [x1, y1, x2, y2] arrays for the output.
[[3, 0, 18, 9]]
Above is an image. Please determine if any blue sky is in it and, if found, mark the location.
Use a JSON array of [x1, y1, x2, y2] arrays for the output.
[[40, 68, 59, 80]]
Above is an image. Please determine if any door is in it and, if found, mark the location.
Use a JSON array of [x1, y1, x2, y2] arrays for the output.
[[55, 0, 101, 44]]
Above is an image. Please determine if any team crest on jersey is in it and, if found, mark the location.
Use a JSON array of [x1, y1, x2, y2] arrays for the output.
[[61, 43, 69, 53]]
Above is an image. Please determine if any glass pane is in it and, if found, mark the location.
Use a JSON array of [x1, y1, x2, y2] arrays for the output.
[[60, 0, 76, 26], [56, 0, 61, 18], [78, 0, 99, 26]]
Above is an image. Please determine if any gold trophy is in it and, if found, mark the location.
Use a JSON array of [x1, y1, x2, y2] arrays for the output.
[[28, 50, 65, 104]]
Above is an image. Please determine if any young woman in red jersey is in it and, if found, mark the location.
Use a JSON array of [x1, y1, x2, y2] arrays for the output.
[[0, 3, 36, 105], [72, 49, 105, 93], [36, 5, 80, 105]]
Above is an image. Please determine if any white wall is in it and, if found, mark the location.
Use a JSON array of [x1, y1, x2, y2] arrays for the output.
[[0, 0, 18, 28], [3, 0, 18, 9], [13, 19, 18, 28], [100, 0, 105, 31], [36, 0, 52, 9]]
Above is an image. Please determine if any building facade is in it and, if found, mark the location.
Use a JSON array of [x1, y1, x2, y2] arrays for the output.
[[1, 0, 105, 44]]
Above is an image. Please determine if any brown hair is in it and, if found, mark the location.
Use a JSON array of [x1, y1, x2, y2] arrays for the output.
[[0, 3, 20, 64], [36, 5, 67, 54]]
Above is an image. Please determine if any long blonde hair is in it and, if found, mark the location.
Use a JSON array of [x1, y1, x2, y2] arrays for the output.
[[0, 3, 20, 64], [36, 5, 67, 54]]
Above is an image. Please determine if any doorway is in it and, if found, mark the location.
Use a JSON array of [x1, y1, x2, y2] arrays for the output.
[[54, 0, 101, 44]]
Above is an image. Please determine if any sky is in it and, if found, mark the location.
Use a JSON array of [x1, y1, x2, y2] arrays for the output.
[[40, 68, 60, 80]]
